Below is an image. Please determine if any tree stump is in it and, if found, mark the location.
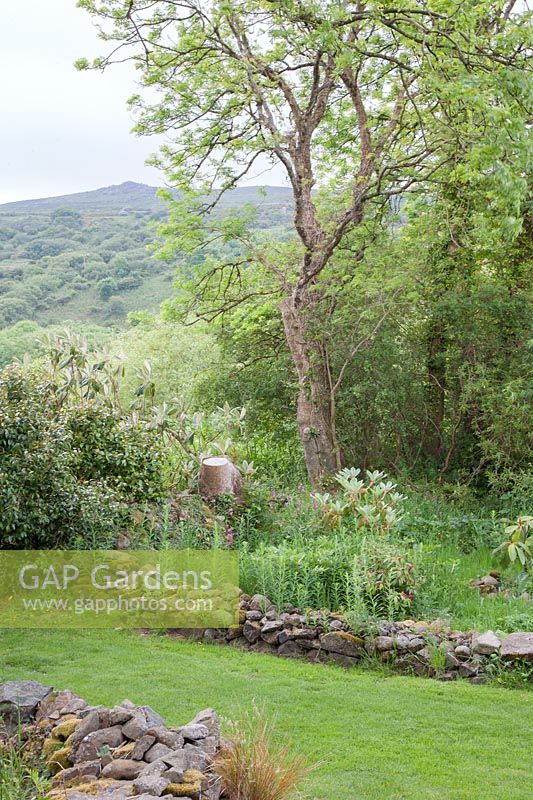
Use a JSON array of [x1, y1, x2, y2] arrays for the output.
[[198, 456, 243, 502]]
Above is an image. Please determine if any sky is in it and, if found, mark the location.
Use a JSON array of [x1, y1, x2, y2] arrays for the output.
[[0, 1, 284, 204]]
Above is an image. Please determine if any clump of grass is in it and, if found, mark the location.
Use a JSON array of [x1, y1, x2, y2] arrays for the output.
[[212, 709, 313, 800], [0, 731, 48, 800]]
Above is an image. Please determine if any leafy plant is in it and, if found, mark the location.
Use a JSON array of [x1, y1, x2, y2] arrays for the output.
[[493, 516, 533, 570], [352, 538, 417, 620], [312, 468, 406, 535]]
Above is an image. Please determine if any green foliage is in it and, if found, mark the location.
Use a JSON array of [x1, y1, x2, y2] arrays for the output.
[[0, 366, 121, 548], [0, 734, 48, 800], [312, 468, 406, 534], [351, 539, 417, 620], [0, 331, 169, 548], [493, 516, 533, 571], [68, 404, 167, 503]]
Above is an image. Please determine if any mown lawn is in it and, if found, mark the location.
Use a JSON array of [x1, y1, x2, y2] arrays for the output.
[[0, 629, 531, 799]]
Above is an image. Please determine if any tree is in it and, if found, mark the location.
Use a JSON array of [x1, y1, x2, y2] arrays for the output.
[[78, 0, 531, 484], [97, 276, 118, 301]]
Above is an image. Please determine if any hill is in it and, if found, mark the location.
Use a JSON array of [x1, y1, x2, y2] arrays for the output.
[[0, 182, 292, 337], [0, 181, 293, 214]]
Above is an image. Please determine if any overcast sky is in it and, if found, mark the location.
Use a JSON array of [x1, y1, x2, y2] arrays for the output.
[[0, 1, 284, 204]]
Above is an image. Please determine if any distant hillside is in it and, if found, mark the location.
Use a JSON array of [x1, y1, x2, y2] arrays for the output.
[[0, 182, 292, 333], [0, 181, 293, 215]]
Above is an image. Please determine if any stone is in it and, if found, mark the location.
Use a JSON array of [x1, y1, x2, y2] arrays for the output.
[[261, 619, 283, 634], [73, 725, 124, 763], [374, 636, 394, 652], [108, 706, 134, 726], [319, 631, 364, 658], [445, 651, 461, 669], [131, 734, 157, 759], [147, 726, 184, 750], [101, 759, 145, 780], [145, 742, 176, 763], [122, 713, 150, 740], [249, 594, 274, 612], [35, 689, 81, 722], [0, 680, 52, 731], [277, 641, 300, 657], [242, 620, 262, 643], [179, 723, 209, 741], [133, 774, 170, 796], [69, 710, 101, 748], [406, 637, 426, 652], [393, 635, 411, 651], [454, 645, 472, 659], [472, 630, 501, 656], [50, 760, 100, 787], [187, 708, 220, 741], [162, 749, 190, 771], [226, 626, 244, 641], [458, 662, 478, 678], [245, 610, 263, 621], [133, 796, 176, 800], [500, 632, 533, 661], [261, 629, 281, 645]]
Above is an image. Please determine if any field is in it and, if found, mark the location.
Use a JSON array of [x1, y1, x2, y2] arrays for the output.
[[1, 629, 531, 800]]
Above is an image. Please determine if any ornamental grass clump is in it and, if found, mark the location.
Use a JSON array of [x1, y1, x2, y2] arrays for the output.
[[212, 710, 312, 800]]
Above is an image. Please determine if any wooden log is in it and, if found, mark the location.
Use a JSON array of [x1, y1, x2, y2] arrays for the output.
[[198, 456, 243, 502]]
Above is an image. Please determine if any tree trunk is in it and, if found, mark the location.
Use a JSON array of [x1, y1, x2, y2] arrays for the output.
[[423, 322, 446, 461], [280, 294, 338, 486], [199, 456, 243, 502]]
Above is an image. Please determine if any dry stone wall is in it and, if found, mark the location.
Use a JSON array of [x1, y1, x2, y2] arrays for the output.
[[0, 682, 223, 799], [169, 593, 533, 682]]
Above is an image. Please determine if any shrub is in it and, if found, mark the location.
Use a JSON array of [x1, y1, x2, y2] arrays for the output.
[[312, 468, 406, 534], [0, 357, 167, 548], [351, 538, 417, 620], [212, 709, 311, 800], [0, 368, 122, 548], [493, 515, 533, 571], [68, 404, 167, 503]]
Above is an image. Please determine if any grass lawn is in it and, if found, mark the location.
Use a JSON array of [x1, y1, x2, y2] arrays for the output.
[[1, 630, 531, 799]]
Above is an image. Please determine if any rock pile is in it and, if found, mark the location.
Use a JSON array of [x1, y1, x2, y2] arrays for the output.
[[169, 592, 533, 682], [0, 682, 222, 799]]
